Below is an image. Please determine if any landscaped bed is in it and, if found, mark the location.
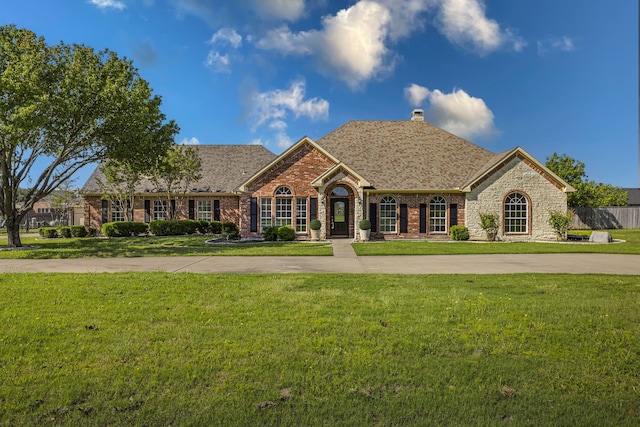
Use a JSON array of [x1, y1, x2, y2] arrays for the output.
[[0, 273, 638, 425], [352, 229, 640, 256]]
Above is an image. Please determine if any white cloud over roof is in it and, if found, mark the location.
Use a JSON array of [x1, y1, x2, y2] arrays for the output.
[[257, 1, 392, 90], [435, 0, 525, 55], [89, 0, 126, 10], [405, 84, 497, 140]]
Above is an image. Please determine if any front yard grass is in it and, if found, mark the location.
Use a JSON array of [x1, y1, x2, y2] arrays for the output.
[[353, 229, 640, 256], [0, 235, 332, 259], [1, 273, 639, 426]]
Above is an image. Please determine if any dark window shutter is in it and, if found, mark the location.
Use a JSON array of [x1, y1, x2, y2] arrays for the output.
[[369, 203, 377, 233], [101, 200, 108, 224], [400, 204, 408, 233], [310, 197, 317, 221], [250, 198, 258, 232], [188, 200, 195, 220], [420, 203, 427, 233], [170, 200, 176, 219], [450, 204, 458, 227], [144, 200, 151, 223], [214, 200, 221, 222]]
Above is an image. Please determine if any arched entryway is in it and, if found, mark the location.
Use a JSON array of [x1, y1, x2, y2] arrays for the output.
[[328, 185, 353, 238]]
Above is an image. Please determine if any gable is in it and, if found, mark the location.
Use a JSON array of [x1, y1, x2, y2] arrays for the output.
[[239, 137, 338, 193], [461, 147, 574, 193]]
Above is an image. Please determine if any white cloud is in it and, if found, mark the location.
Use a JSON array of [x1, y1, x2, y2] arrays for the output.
[[537, 36, 574, 56], [89, 0, 126, 10], [435, 0, 525, 55], [405, 84, 497, 140], [257, 1, 393, 90], [209, 28, 243, 49], [169, 0, 217, 26], [179, 137, 201, 145], [253, 0, 306, 21], [375, 0, 435, 40], [404, 83, 431, 107], [206, 28, 243, 73], [249, 79, 329, 131]]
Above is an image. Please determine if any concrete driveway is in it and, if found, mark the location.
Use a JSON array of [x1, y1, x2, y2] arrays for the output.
[[1, 239, 639, 274]]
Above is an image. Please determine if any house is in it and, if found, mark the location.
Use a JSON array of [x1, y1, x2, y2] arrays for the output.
[[623, 188, 640, 206], [83, 111, 574, 240]]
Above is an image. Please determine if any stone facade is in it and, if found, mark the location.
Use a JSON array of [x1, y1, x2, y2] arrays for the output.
[[465, 156, 568, 241]]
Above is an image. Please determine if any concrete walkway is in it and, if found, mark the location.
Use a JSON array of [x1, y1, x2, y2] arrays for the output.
[[1, 238, 640, 274]]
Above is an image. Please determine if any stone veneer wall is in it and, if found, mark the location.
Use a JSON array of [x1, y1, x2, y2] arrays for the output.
[[465, 157, 568, 241]]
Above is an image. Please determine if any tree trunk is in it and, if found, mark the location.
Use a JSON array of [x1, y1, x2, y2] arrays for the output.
[[6, 216, 23, 248]]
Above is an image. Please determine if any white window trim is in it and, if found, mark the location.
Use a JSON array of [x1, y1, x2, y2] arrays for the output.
[[379, 196, 397, 233]]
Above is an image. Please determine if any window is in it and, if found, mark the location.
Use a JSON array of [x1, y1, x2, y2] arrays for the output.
[[504, 192, 528, 233], [275, 186, 292, 196], [332, 186, 348, 196], [275, 187, 293, 227], [111, 201, 125, 222], [429, 196, 447, 233], [260, 197, 272, 230], [296, 198, 307, 232], [153, 200, 167, 221], [275, 198, 292, 226], [379, 196, 397, 232], [197, 200, 212, 221]]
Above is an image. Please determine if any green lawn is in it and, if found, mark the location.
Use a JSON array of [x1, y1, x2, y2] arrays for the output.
[[353, 229, 640, 256], [1, 273, 639, 426], [0, 235, 333, 258]]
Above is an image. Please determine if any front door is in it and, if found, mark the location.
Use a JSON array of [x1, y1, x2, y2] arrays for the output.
[[331, 198, 349, 236]]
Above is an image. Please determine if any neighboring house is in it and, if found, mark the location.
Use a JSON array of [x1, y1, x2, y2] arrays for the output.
[[623, 188, 640, 206], [82, 111, 574, 240]]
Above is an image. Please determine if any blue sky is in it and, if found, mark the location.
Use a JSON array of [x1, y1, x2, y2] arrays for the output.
[[4, 0, 638, 187]]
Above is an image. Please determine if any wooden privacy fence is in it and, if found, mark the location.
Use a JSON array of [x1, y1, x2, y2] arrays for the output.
[[571, 207, 640, 229]]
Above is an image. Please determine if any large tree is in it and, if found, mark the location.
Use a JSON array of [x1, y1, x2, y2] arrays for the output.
[[149, 145, 202, 220], [0, 25, 178, 247], [546, 153, 628, 207]]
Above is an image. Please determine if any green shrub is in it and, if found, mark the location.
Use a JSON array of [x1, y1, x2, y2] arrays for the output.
[[359, 219, 371, 230], [70, 226, 88, 238], [103, 222, 149, 237], [210, 221, 222, 235], [548, 210, 573, 241], [149, 220, 199, 236], [479, 213, 500, 241], [277, 225, 296, 241], [59, 227, 72, 238], [39, 227, 59, 238], [196, 220, 210, 234], [222, 221, 240, 240], [310, 219, 321, 230], [450, 225, 470, 241], [87, 227, 98, 237], [262, 226, 279, 241]]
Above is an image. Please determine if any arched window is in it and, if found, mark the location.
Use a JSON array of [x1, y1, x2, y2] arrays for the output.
[[275, 187, 293, 196], [275, 186, 293, 226], [331, 186, 349, 196], [504, 192, 528, 233], [379, 196, 397, 232], [429, 196, 447, 233]]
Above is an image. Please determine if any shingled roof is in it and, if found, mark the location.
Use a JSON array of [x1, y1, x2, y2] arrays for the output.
[[82, 144, 276, 194], [315, 120, 496, 190]]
